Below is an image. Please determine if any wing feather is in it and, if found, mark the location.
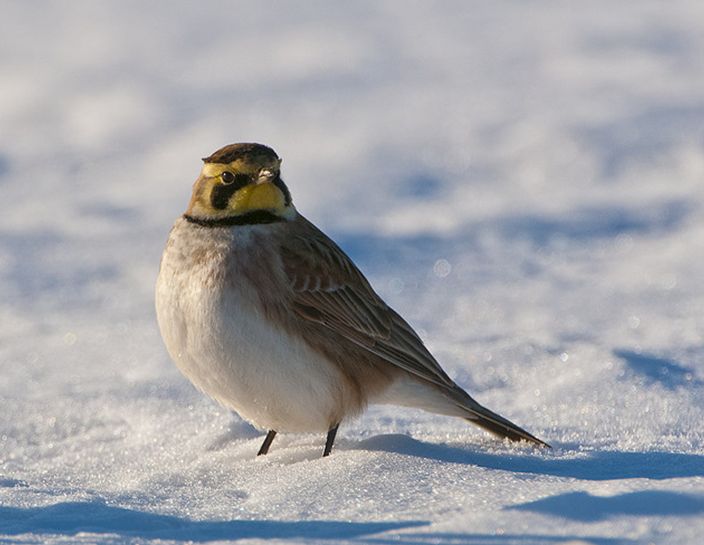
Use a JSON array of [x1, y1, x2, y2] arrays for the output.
[[281, 217, 456, 389]]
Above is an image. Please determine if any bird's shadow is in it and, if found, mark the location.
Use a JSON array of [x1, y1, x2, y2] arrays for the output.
[[354, 434, 704, 481], [205, 429, 704, 480]]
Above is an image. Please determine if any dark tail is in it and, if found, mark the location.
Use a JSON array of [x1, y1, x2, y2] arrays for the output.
[[456, 390, 550, 448]]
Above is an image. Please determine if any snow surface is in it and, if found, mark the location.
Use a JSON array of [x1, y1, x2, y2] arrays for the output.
[[2, 1, 704, 544]]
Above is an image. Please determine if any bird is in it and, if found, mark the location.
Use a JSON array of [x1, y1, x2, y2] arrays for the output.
[[155, 142, 549, 458]]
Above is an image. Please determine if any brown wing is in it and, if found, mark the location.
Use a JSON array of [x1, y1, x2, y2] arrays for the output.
[[280, 216, 457, 390], [277, 215, 550, 447]]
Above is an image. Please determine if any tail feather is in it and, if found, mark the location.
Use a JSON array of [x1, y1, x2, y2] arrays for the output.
[[376, 375, 550, 447], [457, 395, 550, 448]]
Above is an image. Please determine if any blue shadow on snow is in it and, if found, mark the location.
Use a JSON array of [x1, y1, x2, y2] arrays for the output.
[[367, 532, 630, 545], [333, 199, 690, 275], [356, 434, 704, 481], [509, 490, 704, 522], [614, 349, 703, 390], [0, 501, 425, 542], [0, 501, 635, 545], [0, 502, 628, 545]]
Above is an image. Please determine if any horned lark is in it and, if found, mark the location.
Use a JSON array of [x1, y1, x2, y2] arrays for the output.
[[155, 143, 549, 457]]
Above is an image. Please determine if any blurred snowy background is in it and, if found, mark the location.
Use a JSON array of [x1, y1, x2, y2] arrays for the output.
[[1, 1, 704, 544]]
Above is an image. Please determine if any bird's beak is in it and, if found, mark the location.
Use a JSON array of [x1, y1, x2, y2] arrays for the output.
[[256, 169, 275, 184]]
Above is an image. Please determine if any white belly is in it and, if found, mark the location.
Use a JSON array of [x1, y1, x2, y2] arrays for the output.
[[155, 224, 347, 433]]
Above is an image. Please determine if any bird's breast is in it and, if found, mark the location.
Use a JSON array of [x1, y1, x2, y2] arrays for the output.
[[155, 220, 358, 432]]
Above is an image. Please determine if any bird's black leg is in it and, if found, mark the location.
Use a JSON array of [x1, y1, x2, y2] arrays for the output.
[[323, 423, 339, 457], [257, 430, 277, 456]]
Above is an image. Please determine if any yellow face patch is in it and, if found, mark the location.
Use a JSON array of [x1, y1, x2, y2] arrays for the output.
[[187, 175, 288, 219], [229, 182, 286, 214]]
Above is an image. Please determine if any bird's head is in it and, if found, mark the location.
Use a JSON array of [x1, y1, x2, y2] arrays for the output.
[[186, 143, 294, 224]]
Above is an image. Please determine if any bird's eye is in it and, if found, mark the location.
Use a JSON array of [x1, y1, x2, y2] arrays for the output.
[[221, 171, 235, 185]]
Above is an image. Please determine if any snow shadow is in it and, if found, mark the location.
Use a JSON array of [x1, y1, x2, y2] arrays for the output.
[[356, 434, 704, 480], [334, 199, 690, 273], [578, 102, 704, 178], [366, 532, 629, 545], [0, 500, 629, 544], [614, 349, 703, 390], [0, 501, 425, 542], [509, 490, 704, 522], [0, 230, 119, 303], [0, 153, 10, 177]]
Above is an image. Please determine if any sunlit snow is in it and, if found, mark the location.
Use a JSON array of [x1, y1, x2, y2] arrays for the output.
[[1, 2, 703, 544]]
